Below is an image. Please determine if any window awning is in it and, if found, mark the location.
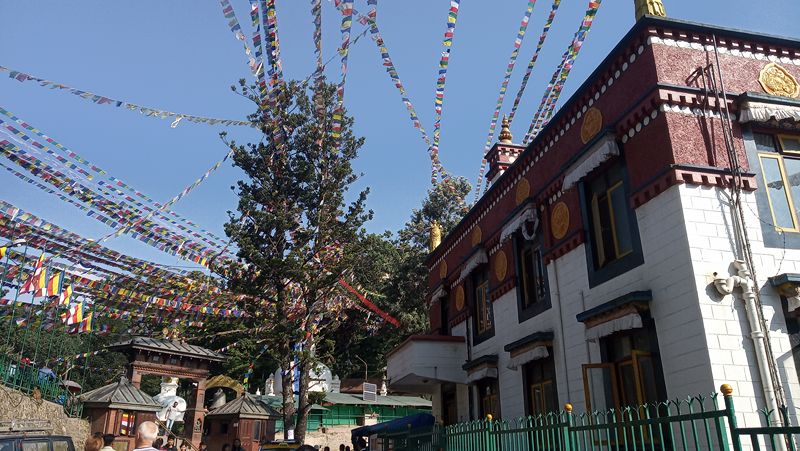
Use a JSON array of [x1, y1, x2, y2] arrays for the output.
[[430, 284, 448, 303], [562, 134, 620, 191], [739, 100, 800, 124], [457, 248, 488, 284], [503, 331, 553, 370], [499, 204, 538, 244], [577, 291, 652, 342], [462, 354, 498, 383]]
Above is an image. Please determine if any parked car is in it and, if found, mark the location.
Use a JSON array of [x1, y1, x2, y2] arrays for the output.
[[0, 420, 75, 451]]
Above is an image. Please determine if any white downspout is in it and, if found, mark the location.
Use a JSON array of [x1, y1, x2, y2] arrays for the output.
[[713, 260, 782, 426]]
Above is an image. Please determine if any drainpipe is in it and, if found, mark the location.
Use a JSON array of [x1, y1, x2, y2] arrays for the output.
[[713, 260, 782, 425]]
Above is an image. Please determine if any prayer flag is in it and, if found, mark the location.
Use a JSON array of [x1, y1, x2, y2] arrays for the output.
[[19, 253, 45, 294]]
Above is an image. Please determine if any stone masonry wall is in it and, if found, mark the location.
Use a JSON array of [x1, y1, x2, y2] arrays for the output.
[[0, 385, 89, 448]]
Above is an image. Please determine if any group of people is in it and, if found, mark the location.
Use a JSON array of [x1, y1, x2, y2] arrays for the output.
[[83, 422, 193, 451]]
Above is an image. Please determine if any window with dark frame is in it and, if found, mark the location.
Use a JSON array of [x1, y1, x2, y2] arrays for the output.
[[515, 232, 550, 322], [755, 133, 800, 231], [523, 355, 558, 416], [586, 161, 635, 269], [477, 379, 501, 419], [471, 266, 493, 341]]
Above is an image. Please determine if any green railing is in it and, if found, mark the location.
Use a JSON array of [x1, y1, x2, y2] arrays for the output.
[[376, 385, 799, 451], [0, 355, 83, 417]]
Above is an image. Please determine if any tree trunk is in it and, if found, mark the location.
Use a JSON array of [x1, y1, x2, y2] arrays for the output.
[[294, 361, 312, 443], [281, 358, 295, 441]]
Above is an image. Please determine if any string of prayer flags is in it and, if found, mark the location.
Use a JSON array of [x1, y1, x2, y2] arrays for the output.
[[338, 278, 399, 327], [218, 0, 261, 78], [336, 1, 447, 182], [0, 106, 231, 249], [0, 66, 256, 128], [248, 0, 269, 106], [525, 0, 602, 142], [263, 0, 284, 82], [430, 0, 462, 184], [507, 0, 562, 125], [475, 0, 538, 201], [331, 0, 354, 141]]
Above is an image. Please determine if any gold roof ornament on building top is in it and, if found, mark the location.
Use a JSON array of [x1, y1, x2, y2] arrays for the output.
[[635, 0, 666, 20], [430, 220, 442, 252], [499, 115, 513, 144]]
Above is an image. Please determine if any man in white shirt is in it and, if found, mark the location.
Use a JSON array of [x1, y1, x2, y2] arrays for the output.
[[132, 421, 160, 451]]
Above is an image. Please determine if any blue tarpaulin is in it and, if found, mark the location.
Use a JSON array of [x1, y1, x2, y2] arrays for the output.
[[351, 413, 435, 438]]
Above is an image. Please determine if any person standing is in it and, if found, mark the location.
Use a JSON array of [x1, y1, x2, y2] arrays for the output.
[[231, 439, 244, 451], [84, 436, 102, 451], [100, 434, 116, 451], [132, 422, 160, 451], [165, 401, 181, 432]]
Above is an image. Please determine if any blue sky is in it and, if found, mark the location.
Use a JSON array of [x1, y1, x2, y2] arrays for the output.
[[0, 0, 797, 270]]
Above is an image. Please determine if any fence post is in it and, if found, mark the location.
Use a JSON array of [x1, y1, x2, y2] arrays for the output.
[[721, 384, 743, 451], [563, 403, 573, 451], [485, 414, 494, 451]]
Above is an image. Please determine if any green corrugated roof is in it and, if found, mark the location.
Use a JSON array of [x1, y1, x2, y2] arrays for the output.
[[321, 392, 431, 408]]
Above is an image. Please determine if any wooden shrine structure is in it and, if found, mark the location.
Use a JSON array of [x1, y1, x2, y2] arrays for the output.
[[108, 336, 225, 447]]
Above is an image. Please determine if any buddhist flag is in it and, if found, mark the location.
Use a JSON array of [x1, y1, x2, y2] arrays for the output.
[[46, 272, 61, 297], [63, 302, 83, 325], [77, 312, 93, 333], [0, 247, 6, 260], [33, 266, 49, 298], [19, 254, 45, 294], [58, 285, 72, 306]]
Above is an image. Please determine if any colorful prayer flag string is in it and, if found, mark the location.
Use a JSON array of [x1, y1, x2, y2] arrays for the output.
[[474, 0, 538, 202], [524, 0, 602, 143], [0, 66, 256, 128], [430, 0, 462, 184], [331, 0, 354, 142], [218, 0, 262, 79], [507, 0, 563, 125]]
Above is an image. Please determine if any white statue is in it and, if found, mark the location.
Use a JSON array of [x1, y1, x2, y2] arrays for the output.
[[153, 377, 187, 431], [209, 389, 226, 410], [380, 380, 388, 397], [266, 375, 275, 396]]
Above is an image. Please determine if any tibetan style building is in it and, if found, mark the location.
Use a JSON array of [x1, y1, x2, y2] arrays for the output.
[[387, 3, 800, 428]]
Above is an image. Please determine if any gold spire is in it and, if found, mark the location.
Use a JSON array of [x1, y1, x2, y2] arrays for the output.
[[430, 221, 442, 252], [498, 115, 513, 144], [635, 0, 666, 20]]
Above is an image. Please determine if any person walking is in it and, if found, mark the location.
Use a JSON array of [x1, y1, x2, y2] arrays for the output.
[[100, 434, 115, 451], [132, 422, 160, 451], [165, 402, 181, 432]]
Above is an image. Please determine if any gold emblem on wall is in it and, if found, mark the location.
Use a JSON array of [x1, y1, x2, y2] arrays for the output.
[[551, 201, 570, 240], [759, 63, 800, 99], [471, 226, 482, 247], [494, 250, 508, 282], [439, 261, 448, 279], [515, 179, 531, 205], [455, 285, 465, 311], [580, 107, 603, 144]]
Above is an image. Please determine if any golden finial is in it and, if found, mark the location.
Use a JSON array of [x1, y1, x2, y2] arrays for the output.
[[564, 403, 573, 413], [498, 115, 513, 144], [430, 221, 442, 252], [635, 0, 666, 20], [485, 414, 493, 421], [720, 384, 733, 396]]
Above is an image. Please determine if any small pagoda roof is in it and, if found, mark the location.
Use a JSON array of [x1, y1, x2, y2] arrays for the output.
[[80, 377, 161, 412], [207, 393, 280, 419], [108, 336, 224, 362]]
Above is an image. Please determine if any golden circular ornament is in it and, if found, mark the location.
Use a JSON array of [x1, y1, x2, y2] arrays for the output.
[[455, 285, 465, 311], [494, 250, 508, 282], [551, 201, 570, 240], [759, 63, 799, 98], [515, 179, 531, 205], [439, 261, 448, 279], [471, 226, 482, 247], [580, 107, 603, 144]]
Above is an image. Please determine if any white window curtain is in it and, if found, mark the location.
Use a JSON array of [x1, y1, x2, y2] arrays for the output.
[[466, 367, 498, 384], [507, 345, 549, 371], [584, 312, 643, 342], [562, 134, 620, 191], [499, 205, 539, 244], [457, 249, 488, 284], [739, 101, 800, 123]]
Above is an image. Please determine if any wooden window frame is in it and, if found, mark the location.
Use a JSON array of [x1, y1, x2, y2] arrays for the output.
[[515, 233, 551, 322]]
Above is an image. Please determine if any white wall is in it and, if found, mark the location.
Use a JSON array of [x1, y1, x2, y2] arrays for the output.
[[437, 184, 800, 428]]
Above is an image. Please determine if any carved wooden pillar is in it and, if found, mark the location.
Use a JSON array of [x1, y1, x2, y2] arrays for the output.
[[130, 368, 142, 389], [185, 378, 207, 448]]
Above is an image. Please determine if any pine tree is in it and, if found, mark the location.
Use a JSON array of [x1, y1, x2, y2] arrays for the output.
[[219, 79, 370, 441]]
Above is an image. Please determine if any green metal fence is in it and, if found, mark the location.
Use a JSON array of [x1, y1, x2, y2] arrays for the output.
[[0, 355, 82, 417], [375, 386, 799, 451]]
